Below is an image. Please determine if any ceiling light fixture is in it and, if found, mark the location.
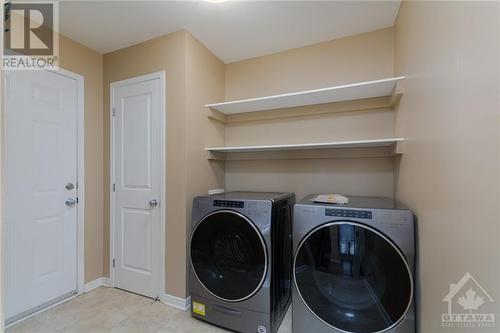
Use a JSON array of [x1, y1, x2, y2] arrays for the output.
[[204, 0, 227, 3]]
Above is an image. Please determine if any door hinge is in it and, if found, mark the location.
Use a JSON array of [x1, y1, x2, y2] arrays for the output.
[[76, 181, 79, 189], [76, 197, 79, 204], [112, 259, 115, 268], [112, 107, 116, 116], [113, 183, 115, 192]]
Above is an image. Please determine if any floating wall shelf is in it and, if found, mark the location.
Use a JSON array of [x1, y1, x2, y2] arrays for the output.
[[206, 76, 405, 123], [206, 138, 405, 160]]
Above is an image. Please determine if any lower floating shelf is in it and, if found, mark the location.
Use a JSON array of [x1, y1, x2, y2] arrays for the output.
[[206, 138, 405, 160]]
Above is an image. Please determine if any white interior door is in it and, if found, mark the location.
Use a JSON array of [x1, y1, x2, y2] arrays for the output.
[[112, 74, 163, 299], [5, 70, 79, 322]]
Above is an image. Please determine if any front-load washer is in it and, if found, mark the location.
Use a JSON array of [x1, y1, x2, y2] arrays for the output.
[[190, 191, 295, 333], [293, 195, 415, 333]]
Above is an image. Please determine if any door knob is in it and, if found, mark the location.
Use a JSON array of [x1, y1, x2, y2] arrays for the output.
[[66, 198, 77, 207], [149, 199, 158, 208], [65, 182, 74, 190]]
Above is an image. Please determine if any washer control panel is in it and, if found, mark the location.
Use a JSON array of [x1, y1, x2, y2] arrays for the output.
[[213, 200, 244, 208], [325, 208, 372, 219]]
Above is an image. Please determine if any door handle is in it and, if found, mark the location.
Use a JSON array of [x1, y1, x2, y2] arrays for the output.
[[149, 199, 158, 208], [66, 198, 76, 207]]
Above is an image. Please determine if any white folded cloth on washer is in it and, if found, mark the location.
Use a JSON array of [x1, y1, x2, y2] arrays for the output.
[[311, 194, 349, 205]]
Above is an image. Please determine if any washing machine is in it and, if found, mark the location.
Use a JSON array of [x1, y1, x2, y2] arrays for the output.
[[190, 191, 295, 333], [293, 195, 415, 333]]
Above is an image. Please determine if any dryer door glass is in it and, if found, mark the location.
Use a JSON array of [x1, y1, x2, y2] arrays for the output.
[[190, 211, 267, 302], [294, 222, 412, 333]]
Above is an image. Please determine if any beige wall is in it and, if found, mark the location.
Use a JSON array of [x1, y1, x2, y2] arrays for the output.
[[224, 28, 396, 200], [184, 32, 226, 292], [103, 31, 188, 297], [225, 28, 394, 100], [185, 32, 226, 206], [393, 1, 500, 332], [103, 31, 225, 298], [58, 35, 104, 284]]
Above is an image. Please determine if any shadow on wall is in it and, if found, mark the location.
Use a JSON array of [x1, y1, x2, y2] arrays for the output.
[[225, 157, 395, 200]]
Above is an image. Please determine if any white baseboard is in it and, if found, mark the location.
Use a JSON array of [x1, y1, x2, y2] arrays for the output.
[[84, 277, 111, 292], [83, 279, 190, 312], [162, 294, 191, 311], [83, 279, 190, 313], [101, 277, 111, 287]]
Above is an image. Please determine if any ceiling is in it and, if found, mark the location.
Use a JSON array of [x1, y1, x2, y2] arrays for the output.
[[60, 1, 401, 63]]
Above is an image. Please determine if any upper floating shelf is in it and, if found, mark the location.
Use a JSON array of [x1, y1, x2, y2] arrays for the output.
[[206, 77, 405, 115]]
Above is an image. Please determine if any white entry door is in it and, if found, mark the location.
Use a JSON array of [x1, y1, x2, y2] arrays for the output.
[[111, 73, 163, 299], [5, 70, 81, 322]]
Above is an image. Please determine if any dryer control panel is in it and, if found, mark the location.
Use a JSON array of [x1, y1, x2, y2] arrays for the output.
[[325, 208, 372, 219], [213, 200, 244, 208]]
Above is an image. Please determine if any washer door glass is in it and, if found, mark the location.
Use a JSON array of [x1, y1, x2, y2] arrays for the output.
[[190, 211, 267, 301], [294, 222, 412, 333]]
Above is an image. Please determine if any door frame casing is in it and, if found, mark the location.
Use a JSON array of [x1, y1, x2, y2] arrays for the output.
[[109, 71, 166, 298], [2, 67, 85, 326], [65, 67, 86, 296]]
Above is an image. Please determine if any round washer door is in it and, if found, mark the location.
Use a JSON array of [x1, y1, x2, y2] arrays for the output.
[[190, 210, 267, 302], [294, 222, 413, 333]]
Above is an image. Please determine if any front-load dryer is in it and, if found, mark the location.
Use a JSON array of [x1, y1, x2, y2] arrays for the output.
[[190, 191, 295, 333], [293, 195, 415, 333]]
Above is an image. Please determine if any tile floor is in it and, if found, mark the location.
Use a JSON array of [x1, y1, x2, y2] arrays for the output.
[[6, 287, 292, 333]]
